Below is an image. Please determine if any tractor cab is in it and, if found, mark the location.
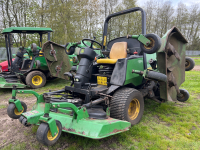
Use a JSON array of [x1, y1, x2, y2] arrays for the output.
[[1, 27, 52, 74], [0, 27, 52, 88]]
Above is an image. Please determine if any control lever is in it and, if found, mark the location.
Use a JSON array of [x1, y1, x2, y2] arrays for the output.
[[64, 72, 74, 86]]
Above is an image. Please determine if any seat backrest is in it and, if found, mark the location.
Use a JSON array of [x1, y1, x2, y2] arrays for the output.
[[109, 42, 127, 59]]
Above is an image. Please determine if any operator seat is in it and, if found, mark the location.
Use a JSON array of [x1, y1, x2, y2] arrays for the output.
[[96, 42, 127, 64]]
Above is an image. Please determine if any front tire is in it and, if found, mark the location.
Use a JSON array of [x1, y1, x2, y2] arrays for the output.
[[7, 101, 27, 119], [185, 57, 195, 71], [26, 71, 46, 89], [110, 87, 144, 125], [140, 33, 161, 54], [177, 89, 189, 102], [36, 120, 62, 146]]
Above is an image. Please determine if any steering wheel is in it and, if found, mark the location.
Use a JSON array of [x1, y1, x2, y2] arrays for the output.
[[82, 39, 102, 50]]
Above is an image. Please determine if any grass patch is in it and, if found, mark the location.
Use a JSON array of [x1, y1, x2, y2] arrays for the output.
[[0, 105, 6, 109], [190, 56, 200, 66], [2, 142, 26, 150], [31, 125, 38, 134], [194, 58, 200, 66]]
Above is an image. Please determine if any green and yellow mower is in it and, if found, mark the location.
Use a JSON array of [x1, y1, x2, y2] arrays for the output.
[[0, 27, 82, 89], [7, 7, 189, 146]]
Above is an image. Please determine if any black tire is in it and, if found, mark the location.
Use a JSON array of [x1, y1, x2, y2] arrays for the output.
[[7, 101, 27, 119], [140, 33, 161, 54], [19, 116, 31, 127], [185, 57, 195, 71], [36, 120, 62, 146], [31, 43, 37, 53], [26, 71, 46, 89], [65, 45, 75, 55], [110, 87, 144, 125], [177, 89, 189, 102]]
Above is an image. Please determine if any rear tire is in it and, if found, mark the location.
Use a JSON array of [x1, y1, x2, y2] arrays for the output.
[[26, 71, 46, 89], [185, 57, 195, 71], [7, 101, 27, 119], [36, 120, 62, 146], [110, 87, 144, 125]]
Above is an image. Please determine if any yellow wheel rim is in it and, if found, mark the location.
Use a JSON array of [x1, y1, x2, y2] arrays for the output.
[[32, 75, 43, 86], [144, 37, 155, 50], [14, 106, 24, 115], [185, 60, 190, 68], [47, 127, 59, 141], [128, 98, 140, 120]]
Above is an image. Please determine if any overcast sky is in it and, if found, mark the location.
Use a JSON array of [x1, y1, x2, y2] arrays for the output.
[[136, 0, 200, 7]]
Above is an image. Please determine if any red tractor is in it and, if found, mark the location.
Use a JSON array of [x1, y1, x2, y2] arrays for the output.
[[0, 59, 14, 72]]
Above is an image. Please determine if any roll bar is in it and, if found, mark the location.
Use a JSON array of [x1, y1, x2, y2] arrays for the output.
[[101, 7, 147, 69]]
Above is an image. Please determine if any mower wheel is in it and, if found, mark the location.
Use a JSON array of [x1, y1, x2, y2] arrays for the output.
[[185, 57, 195, 71], [110, 87, 144, 126], [26, 71, 46, 89], [140, 33, 161, 54], [177, 89, 190, 102], [36, 120, 62, 146], [7, 101, 27, 119]]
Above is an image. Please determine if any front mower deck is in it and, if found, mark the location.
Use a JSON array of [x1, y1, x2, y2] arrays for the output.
[[21, 102, 131, 139]]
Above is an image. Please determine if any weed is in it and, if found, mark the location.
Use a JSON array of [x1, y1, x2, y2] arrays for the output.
[[0, 105, 6, 109]]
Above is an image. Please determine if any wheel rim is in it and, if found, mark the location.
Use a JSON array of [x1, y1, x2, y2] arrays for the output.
[[14, 106, 24, 115], [178, 90, 186, 100], [128, 98, 140, 120], [47, 126, 59, 141], [143, 37, 155, 50], [185, 60, 190, 68], [32, 75, 43, 86]]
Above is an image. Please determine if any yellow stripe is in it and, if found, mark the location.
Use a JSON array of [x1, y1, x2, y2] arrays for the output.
[[103, 36, 106, 46]]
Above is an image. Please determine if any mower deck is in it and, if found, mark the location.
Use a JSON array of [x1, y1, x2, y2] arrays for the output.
[[0, 76, 26, 88], [21, 103, 131, 139]]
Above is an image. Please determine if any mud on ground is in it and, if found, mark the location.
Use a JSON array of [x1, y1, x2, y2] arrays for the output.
[[193, 65, 200, 71], [0, 96, 38, 149]]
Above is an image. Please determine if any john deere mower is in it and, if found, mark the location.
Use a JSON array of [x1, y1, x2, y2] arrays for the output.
[[0, 27, 81, 89], [7, 7, 189, 146]]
